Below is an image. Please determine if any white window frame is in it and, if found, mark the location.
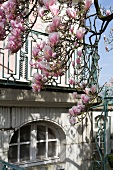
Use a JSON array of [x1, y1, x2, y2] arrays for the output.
[[8, 121, 60, 167]]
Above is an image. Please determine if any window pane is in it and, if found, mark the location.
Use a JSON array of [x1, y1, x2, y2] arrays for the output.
[[10, 130, 18, 143], [48, 128, 56, 139], [36, 142, 46, 159], [8, 145, 17, 163], [20, 144, 30, 161], [37, 125, 46, 140], [48, 141, 56, 157], [20, 125, 30, 142]]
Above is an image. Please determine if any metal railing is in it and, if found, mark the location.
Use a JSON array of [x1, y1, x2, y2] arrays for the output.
[[92, 86, 113, 170], [0, 30, 100, 90], [0, 159, 24, 170]]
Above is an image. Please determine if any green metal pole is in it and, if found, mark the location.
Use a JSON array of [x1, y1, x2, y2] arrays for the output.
[[103, 89, 108, 170]]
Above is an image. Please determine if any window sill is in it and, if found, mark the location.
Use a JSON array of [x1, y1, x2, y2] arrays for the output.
[[16, 157, 60, 168]]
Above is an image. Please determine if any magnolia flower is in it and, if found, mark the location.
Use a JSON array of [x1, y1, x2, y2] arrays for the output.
[[76, 27, 85, 40], [37, 61, 50, 71], [77, 50, 82, 57], [72, 106, 81, 114], [46, 23, 56, 33], [76, 57, 80, 64], [77, 102, 85, 111], [73, 92, 77, 99], [52, 16, 61, 28], [69, 108, 75, 116], [38, 7, 45, 17], [37, 41, 46, 50], [32, 83, 41, 92], [70, 25, 74, 33], [106, 10, 110, 16], [52, 52, 57, 58], [43, 0, 56, 9], [72, 61, 75, 67], [48, 32, 60, 45], [84, 87, 90, 95], [81, 94, 90, 103], [66, 7, 76, 19], [91, 85, 97, 94], [69, 78, 76, 85], [32, 47, 40, 57], [33, 73, 43, 83], [43, 45, 53, 60], [49, 4, 59, 15], [84, 0, 93, 10]]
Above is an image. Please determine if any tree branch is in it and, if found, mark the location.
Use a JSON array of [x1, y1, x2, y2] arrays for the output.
[[94, 0, 113, 22]]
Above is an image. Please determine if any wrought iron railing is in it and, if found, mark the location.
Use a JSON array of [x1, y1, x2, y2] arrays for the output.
[[0, 30, 76, 89], [92, 86, 113, 170], [0, 159, 24, 170], [0, 30, 100, 90]]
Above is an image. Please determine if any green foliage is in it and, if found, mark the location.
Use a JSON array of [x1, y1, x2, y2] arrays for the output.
[[108, 154, 113, 168]]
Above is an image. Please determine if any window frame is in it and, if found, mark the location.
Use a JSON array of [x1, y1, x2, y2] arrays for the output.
[[8, 121, 60, 166]]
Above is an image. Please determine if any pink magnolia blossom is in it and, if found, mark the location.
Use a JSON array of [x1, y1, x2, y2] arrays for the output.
[[72, 61, 75, 67], [72, 106, 81, 114], [43, 0, 56, 9], [84, 87, 90, 95], [77, 103, 85, 111], [69, 108, 75, 116], [38, 7, 45, 17], [74, 41, 78, 47], [81, 82, 87, 89], [70, 25, 74, 33], [76, 27, 85, 40], [6, 35, 22, 53], [0, 9, 6, 40], [29, 60, 37, 68], [10, 20, 25, 31], [32, 47, 40, 57], [52, 52, 57, 58], [42, 70, 50, 77], [37, 61, 50, 71], [43, 45, 53, 60], [91, 85, 97, 94], [84, 0, 93, 10], [69, 78, 76, 85], [76, 57, 80, 64], [81, 94, 90, 103], [52, 16, 61, 28], [32, 83, 41, 92], [73, 92, 77, 99], [48, 32, 60, 45], [1, 0, 17, 21], [47, 23, 56, 33], [66, 7, 76, 19], [106, 10, 110, 16], [37, 41, 46, 50], [77, 50, 82, 57], [32, 73, 47, 91], [49, 4, 59, 15]]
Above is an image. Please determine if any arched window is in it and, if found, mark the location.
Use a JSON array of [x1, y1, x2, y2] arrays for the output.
[[8, 121, 65, 167]]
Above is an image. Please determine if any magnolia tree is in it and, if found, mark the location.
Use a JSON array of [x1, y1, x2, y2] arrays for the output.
[[0, 0, 113, 124]]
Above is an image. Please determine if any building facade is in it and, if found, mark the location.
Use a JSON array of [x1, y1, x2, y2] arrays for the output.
[[0, 88, 93, 170]]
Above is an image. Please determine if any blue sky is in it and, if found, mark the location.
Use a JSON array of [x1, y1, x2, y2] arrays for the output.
[[90, 0, 113, 85]]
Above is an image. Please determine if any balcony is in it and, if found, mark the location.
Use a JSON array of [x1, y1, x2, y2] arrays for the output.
[[0, 30, 99, 92], [0, 30, 78, 91]]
